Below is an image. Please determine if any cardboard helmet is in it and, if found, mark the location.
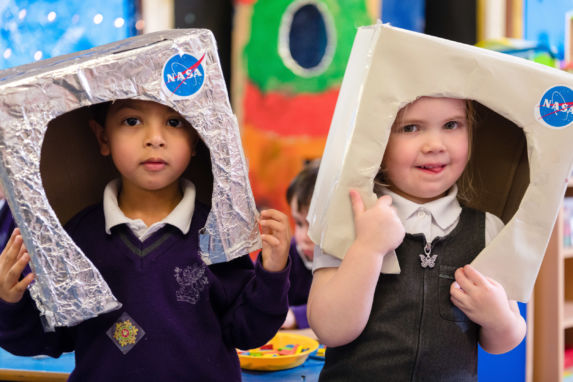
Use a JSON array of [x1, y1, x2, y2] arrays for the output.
[[308, 24, 573, 302]]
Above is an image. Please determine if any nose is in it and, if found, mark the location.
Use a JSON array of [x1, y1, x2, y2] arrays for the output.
[[144, 124, 166, 148], [421, 130, 445, 153]]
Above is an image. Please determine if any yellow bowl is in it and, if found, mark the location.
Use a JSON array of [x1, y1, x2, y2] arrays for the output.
[[237, 332, 319, 371]]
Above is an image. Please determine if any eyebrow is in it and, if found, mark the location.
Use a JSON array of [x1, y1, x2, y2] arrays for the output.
[[110, 100, 144, 112], [399, 114, 467, 125]]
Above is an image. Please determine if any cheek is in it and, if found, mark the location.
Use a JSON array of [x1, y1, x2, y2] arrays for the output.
[[109, 143, 135, 170], [294, 224, 311, 243], [450, 138, 470, 165], [294, 226, 305, 242]]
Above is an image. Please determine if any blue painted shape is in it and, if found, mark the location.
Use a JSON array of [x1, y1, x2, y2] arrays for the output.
[[478, 302, 527, 382], [381, 0, 425, 32], [288, 4, 328, 69]]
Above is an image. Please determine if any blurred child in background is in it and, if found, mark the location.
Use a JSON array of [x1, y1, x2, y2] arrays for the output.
[[280, 160, 319, 330]]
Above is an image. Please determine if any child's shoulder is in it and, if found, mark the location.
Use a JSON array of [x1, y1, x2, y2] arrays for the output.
[[193, 199, 210, 217], [64, 202, 104, 234]]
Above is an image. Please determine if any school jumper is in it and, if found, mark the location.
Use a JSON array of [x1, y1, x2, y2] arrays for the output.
[[0, 183, 290, 381]]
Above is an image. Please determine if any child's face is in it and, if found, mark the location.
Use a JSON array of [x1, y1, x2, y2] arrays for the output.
[[91, 100, 198, 193], [290, 198, 315, 261], [381, 97, 469, 204]]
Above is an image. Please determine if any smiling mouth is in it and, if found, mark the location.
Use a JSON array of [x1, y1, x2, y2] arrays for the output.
[[417, 164, 446, 173]]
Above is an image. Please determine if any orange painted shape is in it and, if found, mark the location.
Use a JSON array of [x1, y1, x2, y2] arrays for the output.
[[243, 81, 339, 138]]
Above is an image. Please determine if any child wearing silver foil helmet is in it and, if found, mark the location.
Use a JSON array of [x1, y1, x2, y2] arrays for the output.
[[0, 99, 291, 381]]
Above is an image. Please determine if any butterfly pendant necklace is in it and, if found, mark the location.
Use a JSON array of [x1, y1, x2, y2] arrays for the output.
[[419, 242, 438, 269]]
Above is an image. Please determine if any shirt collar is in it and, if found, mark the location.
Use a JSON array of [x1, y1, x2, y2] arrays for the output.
[[381, 185, 461, 231], [103, 178, 196, 235]]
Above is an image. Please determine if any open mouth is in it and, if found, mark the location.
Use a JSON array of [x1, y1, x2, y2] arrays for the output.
[[417, 164, 446, 173]]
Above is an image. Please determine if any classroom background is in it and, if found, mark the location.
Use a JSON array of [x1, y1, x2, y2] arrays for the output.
[[0, 0, 571, 381]]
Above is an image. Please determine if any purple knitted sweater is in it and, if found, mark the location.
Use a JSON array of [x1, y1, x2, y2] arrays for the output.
[[0, 201, 290, 381]]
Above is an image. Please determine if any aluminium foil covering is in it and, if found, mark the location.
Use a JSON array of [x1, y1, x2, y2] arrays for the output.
[[0, 29, 261, 329]]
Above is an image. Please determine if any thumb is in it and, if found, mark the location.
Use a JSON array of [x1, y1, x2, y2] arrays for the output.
[[349, 189, 365, 218]]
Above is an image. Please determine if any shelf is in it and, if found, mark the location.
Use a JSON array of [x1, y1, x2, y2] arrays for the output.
[[565, 302, 573, 329]]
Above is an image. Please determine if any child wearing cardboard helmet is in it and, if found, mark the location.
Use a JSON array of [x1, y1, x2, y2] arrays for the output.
[[0, 98, 292, 381], [307, 97, 526, 380]]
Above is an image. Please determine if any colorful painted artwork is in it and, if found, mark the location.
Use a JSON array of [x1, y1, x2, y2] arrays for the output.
[[0, 0, 137, 70], [233, 0, 379, 213]]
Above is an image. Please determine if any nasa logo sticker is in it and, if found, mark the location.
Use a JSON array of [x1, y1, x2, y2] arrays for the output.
[[536, 85, 573, 129], [162, 53, 206, 98]]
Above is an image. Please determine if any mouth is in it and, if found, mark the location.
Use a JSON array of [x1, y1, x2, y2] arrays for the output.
[[142, 158, 167, 171], [416, 164, 446, 174]]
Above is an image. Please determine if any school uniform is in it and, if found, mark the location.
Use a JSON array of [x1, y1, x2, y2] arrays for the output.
[[0, 179, 290, 382], [313, 186, 504, 381]]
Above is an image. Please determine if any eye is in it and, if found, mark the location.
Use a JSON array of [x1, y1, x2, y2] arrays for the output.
[[401, 124, 418, 133], [167, 118, 184, 128], [444, 120, 459, 130], [123, 117, 140, 126]]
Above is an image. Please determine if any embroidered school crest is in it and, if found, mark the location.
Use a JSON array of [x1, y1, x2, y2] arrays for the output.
[[174, 263, 209, 304], [106, 312, 145, 354]]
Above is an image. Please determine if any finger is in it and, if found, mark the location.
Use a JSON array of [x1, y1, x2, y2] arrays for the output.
[[454, 267, 475, 293], [450, 282, 468, 306], [261, 234, 280, 247], [450, 280, 465, 296], [260, 209, 288, 223], [1, 233, 24, 266], [260, 218, 287, 233], [12, 272, 34, 295], [6, 251, 31, 285], [376, 194, 393, 208], [461, 265, 486, 287], [349, 190, 365, 217], [3, 228, 20, 253]]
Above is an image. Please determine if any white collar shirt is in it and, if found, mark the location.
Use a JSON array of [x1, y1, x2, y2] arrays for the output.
[[381, 185, 462, 243], [103, 178, 196, 242]]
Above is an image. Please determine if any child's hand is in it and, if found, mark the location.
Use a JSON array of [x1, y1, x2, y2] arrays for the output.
[[259, 209, 290, 272], [350, 190, 404, 257], [281, 308, 297, 329], [451, 265, 526, 353], [0, 229, 34, 303], [450, 265, 513, 327]]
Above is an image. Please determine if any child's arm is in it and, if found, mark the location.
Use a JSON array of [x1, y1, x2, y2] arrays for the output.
[[259, 209, 290, 272], [307, 190, 405, 347], [451, 265, 526, 354], [0, 229, 70, 357], [0, 229, 34, 303]]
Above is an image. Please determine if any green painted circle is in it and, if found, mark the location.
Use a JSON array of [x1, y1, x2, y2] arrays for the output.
[[244, 0, 372, 93]]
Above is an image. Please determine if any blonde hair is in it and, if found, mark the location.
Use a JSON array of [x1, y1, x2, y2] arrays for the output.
[[374, 98, 477, 204]]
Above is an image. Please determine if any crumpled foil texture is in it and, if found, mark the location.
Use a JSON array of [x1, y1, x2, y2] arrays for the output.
[[0, 29, 261, 330]]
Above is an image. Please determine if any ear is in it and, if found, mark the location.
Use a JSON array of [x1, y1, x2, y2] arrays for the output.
[[190, 129, 200, 157], [89, 119, 111, 156]]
